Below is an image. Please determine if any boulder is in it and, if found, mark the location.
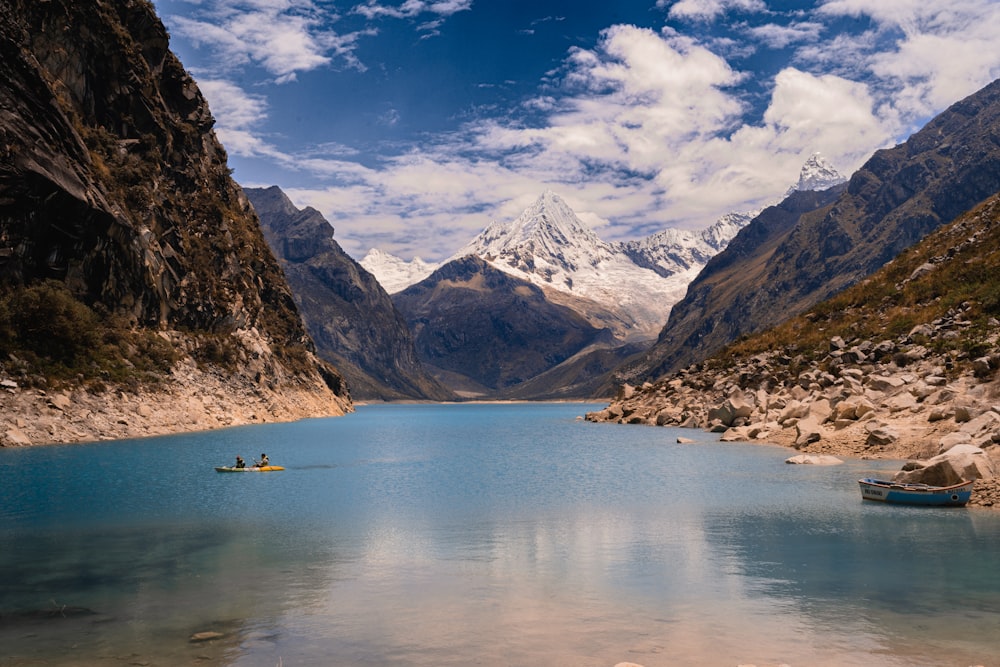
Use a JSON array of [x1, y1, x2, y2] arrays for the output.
[[707, 404, 735, 427], [833, 396, 874, 421], [867, 375, 905, 392], [48, 393, 72, 412], [778, 400, 809, 424], [707, 391, 755, 428], [4, 427, 32, 446], [927, 406, 953, 422], [676, 436, 696, 444], [785, 454, 843, 465], [720, 426, 751, 442], [808, 398, 833, 424], [866, 426, 899, 448], [960, 410, 1000, 436], [938, 432, 972, 453], [886, 392, 918, 413], [794, 417, 823, 448], [894, 445, 996, 485]]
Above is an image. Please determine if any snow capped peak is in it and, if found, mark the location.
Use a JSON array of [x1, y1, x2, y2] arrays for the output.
[[789, 153, 846, 194], [360, 191, 757, 339], [359, 248, 437, 294], [453, 190, 614, 272], [701, 211, 756, 250]]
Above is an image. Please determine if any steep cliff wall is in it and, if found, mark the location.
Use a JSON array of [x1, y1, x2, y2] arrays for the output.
[[0, 0, 350, 444], [247, 186, 454, 401]]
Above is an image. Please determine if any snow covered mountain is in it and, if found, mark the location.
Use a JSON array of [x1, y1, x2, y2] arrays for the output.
[[622, 212, 755, 279], [449, 190, 749, 339], [359, 155, 840, 337], [786, 153, 847, 195], [359, 248, 437, 294]]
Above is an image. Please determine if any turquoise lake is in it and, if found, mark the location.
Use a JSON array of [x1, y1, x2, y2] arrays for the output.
[[1, 402, 999, 666]]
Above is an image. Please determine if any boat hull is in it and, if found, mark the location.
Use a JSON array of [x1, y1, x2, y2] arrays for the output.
[[215, 466, 285, 473], [858, 478, 973, 506]]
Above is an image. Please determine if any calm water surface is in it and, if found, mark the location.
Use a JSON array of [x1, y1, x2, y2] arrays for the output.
[[1, 402, 999, 666]]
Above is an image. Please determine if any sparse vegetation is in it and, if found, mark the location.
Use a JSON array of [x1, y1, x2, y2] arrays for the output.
[[713, 193, 1000, 376], [0, 280, 179, 389]]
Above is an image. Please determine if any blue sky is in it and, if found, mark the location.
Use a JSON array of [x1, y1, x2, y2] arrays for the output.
[[151, 0, 1000, 261]]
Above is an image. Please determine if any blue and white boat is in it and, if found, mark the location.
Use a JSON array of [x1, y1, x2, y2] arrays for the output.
[[858, 478, 974, 506]]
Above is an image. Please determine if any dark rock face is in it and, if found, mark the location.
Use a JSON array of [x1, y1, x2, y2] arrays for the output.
[[0, 0, 346, 399], [392, 256, 610, 396], [246, 186, 453, 401], [627, 78, 1000, 382]]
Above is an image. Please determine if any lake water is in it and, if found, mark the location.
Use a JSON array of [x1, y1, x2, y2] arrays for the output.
[[2, 402, 999, 666]]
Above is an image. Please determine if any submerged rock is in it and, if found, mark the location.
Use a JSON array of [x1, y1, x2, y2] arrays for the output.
[[786, 454, 843, 465]]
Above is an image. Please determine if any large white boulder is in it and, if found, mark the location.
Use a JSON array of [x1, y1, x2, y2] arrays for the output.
[[894, 445, 996, 486], [786, 454, 843, 465]]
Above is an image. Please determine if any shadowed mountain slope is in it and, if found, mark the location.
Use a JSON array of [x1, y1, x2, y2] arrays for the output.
[[392, 256, 612, 397], [246, 186, 454, 401]]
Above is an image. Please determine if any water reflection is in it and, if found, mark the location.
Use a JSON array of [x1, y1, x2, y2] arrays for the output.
[[2, 404, 999, 666]]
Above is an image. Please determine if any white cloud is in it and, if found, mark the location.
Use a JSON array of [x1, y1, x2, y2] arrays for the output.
[[660, 0, 767, 21], [166, 1, 372, 80], [351, 0, 472, 21], [196, 79, 273, 155], [749, 21, 823, 49], [275, 24, 894, 258], [816, 0, 1000, 124]]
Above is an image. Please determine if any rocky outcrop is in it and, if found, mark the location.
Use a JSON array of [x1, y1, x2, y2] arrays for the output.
[[0, 0, 349, 443], [246, 186, 454, 402]]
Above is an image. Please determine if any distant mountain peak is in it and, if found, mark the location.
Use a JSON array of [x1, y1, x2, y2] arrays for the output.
[[468, 190, 610, 260], [788, 153, 846, 194], [359, 248, 438, 294]]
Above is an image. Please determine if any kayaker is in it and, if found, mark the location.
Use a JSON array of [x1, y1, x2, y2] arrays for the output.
[[235, 456, 246, 469], [257, 453, 269, 468]]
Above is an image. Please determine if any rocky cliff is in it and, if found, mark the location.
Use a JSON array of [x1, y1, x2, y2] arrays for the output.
[[246, 186, 454, 401], [0, 0, 349, 445], [623, 78, 1000, 383]]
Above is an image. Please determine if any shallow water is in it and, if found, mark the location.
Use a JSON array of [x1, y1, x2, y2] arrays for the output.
[[1, 402, 998, 666]]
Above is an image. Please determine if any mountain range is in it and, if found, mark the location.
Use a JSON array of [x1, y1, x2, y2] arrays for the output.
[[6, 0, 1000, 442], [362, 193, 759, 340], [617, 78, 1000, 386], [349, 156, 844, 398]]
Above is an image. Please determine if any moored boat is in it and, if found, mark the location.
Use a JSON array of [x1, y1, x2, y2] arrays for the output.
[[215, 465, 285, 473], [858, 477, 973, 506]]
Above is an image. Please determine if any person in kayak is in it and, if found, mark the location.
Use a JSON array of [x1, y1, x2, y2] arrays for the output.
[[235, 456, 246, 469], [256, 453, 269, 468]]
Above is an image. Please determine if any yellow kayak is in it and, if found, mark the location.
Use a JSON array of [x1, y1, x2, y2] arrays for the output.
[[215, 465, 285, 473]]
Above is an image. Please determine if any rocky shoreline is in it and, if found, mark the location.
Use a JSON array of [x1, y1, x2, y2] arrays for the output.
[[588, 325, 1000, 510], [0, 357, 351, 447]]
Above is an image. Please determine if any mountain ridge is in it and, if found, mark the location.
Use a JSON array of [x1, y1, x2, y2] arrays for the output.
[[0, 0, 349, 445], [246, 186, 454, 402], [621, 77, 1000, 384]]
